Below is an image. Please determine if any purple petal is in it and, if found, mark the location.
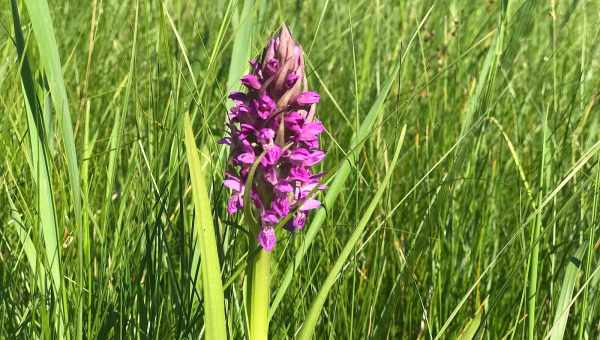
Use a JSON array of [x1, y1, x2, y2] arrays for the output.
[[284, 112, 304, 134], [228, 91, 247, 102], [217, 137, 231, 145], [272, 196, 290, 217], [285, 212, 306, 231], [289, 166, 311, 182], [300, 199, 321, 211], [288, 148, 310, 162], [261, 210, 279, 226], [284, 111, 304, 124], [236, 152, 255, 164], [253, 95, 276, 119], [293, 212, 306, 229], [228, 109, 239, 121], [227, 193, 242, 214], [305, 150, 325, 166], [300, 182, 319, 192], [236, 137, 253, 151], [263, 168, 279, 185], [238, 123, 256, 139], [257, 227, 277, 251], [229, 103, 250, 120], [275, 181, 293, 193], [265, 58, 279, 75], [300, 180, 326, 194], [223, 173, 244, 192], [299, 121, 324, 141], [241, 74, 262, 90], [261, 144, 282, 167], [302, 139, 320, 149], [223, 180, 241, 192], [296, 91, 320, 105], [286, 73, 299, 88], [257, 128, 275, 144]]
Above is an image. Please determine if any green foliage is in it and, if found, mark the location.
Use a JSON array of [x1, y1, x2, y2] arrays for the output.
[[1, 0, 600, 339], [183, 112, 227, 340], [298, 126, 406, 340]]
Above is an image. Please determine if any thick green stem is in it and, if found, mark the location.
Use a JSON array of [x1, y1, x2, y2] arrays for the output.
[[248, 248, 271, 340]]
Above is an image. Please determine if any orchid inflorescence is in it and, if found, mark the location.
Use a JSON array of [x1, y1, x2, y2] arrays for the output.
[[220, 25, 326, 251]]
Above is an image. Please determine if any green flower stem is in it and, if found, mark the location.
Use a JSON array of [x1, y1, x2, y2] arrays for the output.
[[248, 246, 271, 340]]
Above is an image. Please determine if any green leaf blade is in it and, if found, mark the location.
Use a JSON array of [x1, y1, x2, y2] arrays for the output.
[[183, 113, 227, 340]]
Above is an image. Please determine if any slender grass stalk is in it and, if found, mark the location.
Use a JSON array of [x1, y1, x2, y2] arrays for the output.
[[18, 0, 88, 335], [528, 202, 542, 340], [529, 105, 550, 340], [270, 59, 401, 317], [80, 100, 93, 340], [543, 264, 600, 340], [578, 161, 599, 340], [298, 126, 405, 340]]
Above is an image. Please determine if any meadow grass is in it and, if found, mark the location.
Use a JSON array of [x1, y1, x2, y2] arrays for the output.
[[1, 0, 600, 339]]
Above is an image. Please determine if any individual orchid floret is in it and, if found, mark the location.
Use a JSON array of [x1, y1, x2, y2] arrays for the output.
[[222, 24, 326, 251]]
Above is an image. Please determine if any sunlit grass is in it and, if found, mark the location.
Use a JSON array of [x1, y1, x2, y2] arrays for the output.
[[1, 0, 599, 339]]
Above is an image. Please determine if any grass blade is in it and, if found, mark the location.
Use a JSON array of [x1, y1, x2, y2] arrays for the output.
[[10, 0, 62, 309], [6, 185, 46, 290], [434, 139, 600, 340], [183, 112, 227, 339], [226, 0, 254, 94], [22, 0, 82, 243], [269, 59, 401, 317], [218, 0, 255, 177], [297, 126, 406, 340], [546, 247, 585, 340], [457, 298, 487, 340]]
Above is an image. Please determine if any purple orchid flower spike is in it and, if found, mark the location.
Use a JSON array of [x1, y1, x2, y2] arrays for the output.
[[222, 24, 326, 251]]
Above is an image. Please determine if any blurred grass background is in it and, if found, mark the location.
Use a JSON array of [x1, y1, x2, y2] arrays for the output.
[[1, 0, 600, 338]]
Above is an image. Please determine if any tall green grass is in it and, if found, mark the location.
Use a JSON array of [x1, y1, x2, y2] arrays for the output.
[[1, 0, 599, 339]]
